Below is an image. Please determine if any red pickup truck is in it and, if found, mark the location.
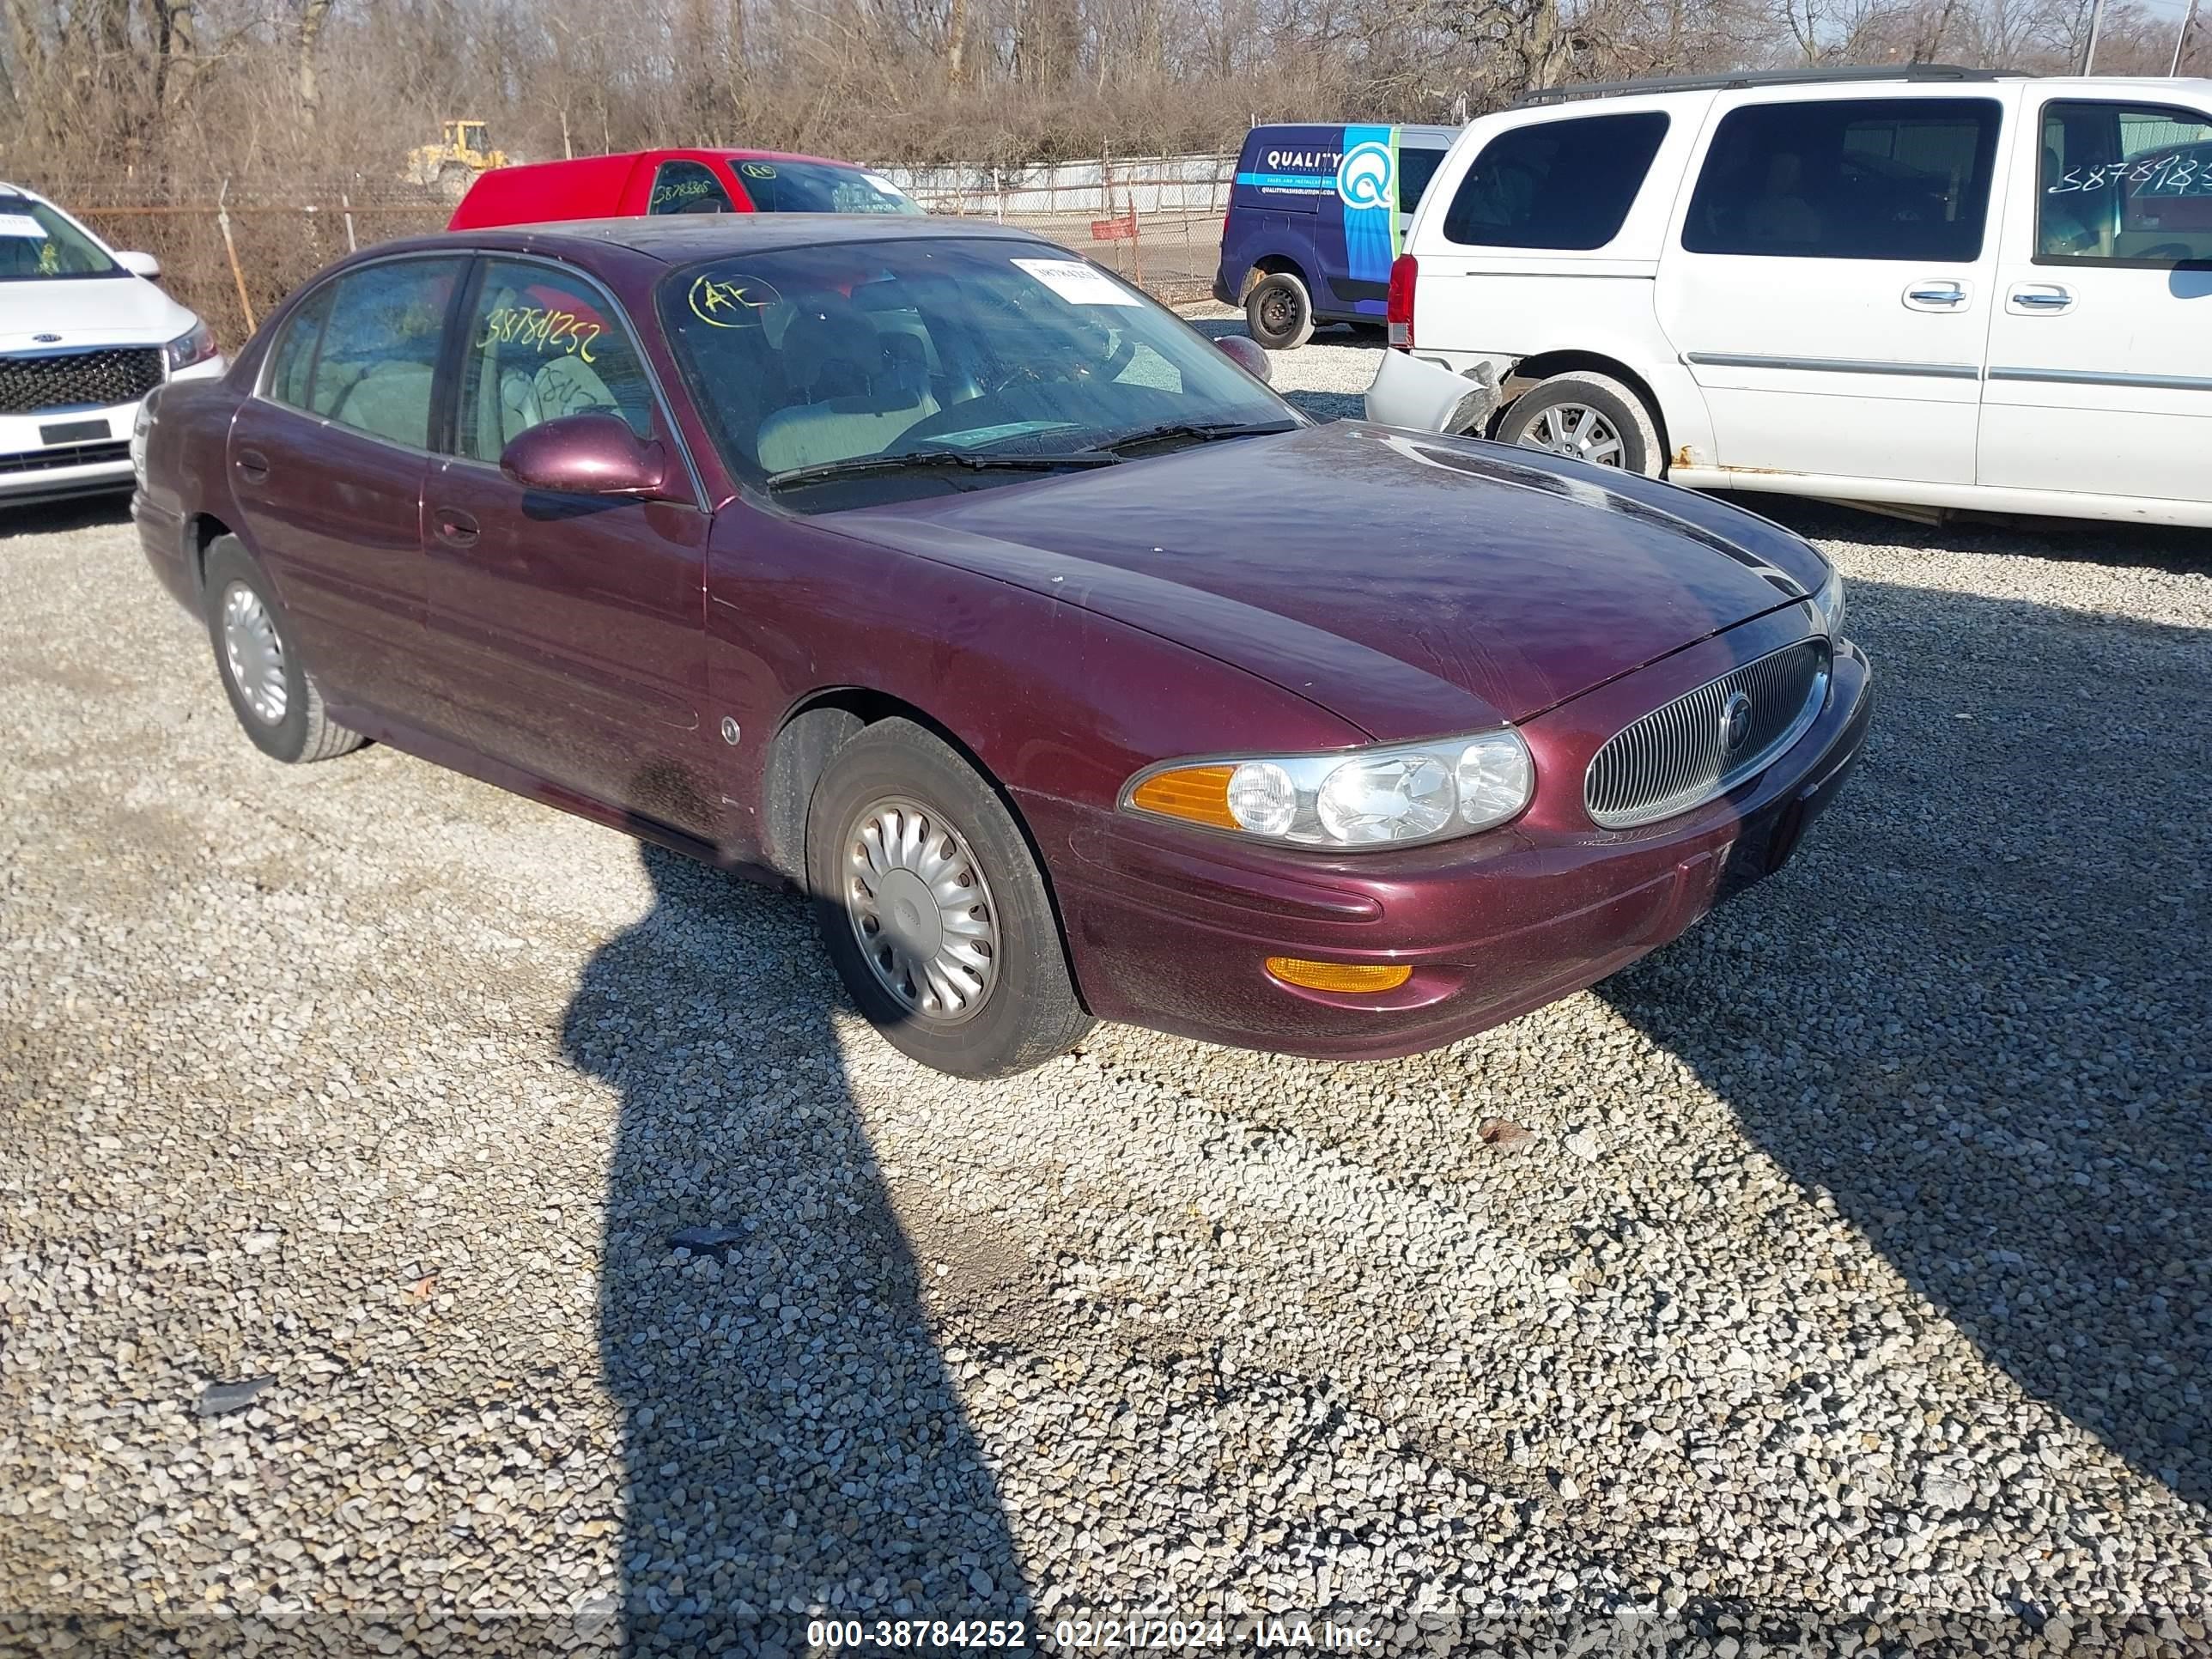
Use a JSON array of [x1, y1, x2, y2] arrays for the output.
[[447, 148, 921, 229]]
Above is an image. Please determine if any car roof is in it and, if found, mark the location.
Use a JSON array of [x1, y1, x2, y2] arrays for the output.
[[1508, 70, 2212, 112], [376, 213, 1054, 268]]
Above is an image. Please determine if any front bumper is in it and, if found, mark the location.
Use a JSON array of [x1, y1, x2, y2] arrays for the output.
[[0, 356, 224, 507], [1042, 636, 1872, 1060]]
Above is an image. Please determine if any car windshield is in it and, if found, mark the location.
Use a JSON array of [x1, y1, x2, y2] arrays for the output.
[[659, 237, 1294, 507], [0, 195, 120, 282], [732, 161, 921, 216]]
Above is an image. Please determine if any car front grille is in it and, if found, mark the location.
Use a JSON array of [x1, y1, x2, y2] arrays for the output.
[[1584, 638, 1831, 830], [0, 439, 131, 475], [0, 347, 164, 416]]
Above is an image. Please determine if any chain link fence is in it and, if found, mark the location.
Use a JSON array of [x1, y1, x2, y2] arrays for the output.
[[9, 160, 1237, 353]]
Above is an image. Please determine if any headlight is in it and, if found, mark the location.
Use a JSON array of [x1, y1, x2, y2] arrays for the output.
[[130, 388, 159, 488], [1811, 564, 1846, 641], [1123, 730, 1534, 849], [164, 317, 218, 372]]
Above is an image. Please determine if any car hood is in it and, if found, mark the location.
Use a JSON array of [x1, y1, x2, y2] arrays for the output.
[[832, 422, 1828, 738], [0, 275, 193, 352]]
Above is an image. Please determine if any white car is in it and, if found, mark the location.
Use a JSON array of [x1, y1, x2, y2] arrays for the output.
[[1367, 68, 2212, 529], [1, 181, 226, 507]]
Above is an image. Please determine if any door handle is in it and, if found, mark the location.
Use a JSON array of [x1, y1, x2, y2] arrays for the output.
[[1903, 280, 1970, 309], [433, 507, 480, 548], [2009, 284, 2075, 313], [234, 447, 270, 485]]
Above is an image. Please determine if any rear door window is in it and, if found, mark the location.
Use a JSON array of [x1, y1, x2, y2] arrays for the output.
[[279, 257, 463, 449], [1682, 97, 2002, 260], [650, 159, 736, 216], [1443, 112, 1669, 250], [2038, 100, 2212, 267]]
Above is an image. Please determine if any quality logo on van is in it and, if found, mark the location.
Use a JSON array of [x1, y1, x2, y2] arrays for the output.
[[1335, 142, 1394, 209]]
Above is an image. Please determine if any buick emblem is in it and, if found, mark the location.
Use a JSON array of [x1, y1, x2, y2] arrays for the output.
[[33, 332, 61, 343], [1721, 690, 1753, 752]]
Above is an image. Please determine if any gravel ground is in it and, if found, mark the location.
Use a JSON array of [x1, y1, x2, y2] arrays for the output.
[[3, 335, 2210, 1658]]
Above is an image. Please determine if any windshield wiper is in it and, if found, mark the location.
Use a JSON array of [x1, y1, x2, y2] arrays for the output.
[[765, 448, 1121, 491], [1086, 418, 1299, 457]]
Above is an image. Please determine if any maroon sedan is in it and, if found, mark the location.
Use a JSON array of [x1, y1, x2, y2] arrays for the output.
[[133, 216, 1869, 1078]]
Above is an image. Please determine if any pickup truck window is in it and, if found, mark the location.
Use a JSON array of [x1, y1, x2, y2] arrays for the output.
[[650, 160, 736, 216]]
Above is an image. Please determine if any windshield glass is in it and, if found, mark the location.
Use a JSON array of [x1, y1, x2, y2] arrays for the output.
[[659, 237, 1293, 507], [732, 160, 921, 216], [0, 195, 120, 281]]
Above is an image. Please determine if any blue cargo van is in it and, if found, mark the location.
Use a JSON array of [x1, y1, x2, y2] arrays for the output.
[[1214, 122, 1455, 349]]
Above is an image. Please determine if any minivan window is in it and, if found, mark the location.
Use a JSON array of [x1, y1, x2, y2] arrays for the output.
[[650, 160, 735, 216], [458, 259, 656, 461], [1442, 112, 1669, 250], [2039, 100, 2212, 267], [1683, 97, 2001, 262], [287, 258, 464, 449]]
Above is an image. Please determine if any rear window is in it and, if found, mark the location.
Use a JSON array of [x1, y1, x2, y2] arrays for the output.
[[1682, 97, 2002, 261], [731, 160, 920, 216], [1398, 146, 1448, 216], [1443, 112, 1669, 250]]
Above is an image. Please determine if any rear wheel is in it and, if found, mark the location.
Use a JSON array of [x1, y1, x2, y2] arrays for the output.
[[203, 536, 363, 764], [1496, 371, 1662, 477], [1244, 271, 1315, 351], [805, 719, 1092, 1079]]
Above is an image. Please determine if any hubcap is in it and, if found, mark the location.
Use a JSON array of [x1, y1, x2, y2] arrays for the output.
[[1519, 402, 1626, 468], [843, 798, 999, 1024], [220, 582, 288, 726]]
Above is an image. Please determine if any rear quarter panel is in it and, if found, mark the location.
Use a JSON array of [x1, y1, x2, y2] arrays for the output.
[[137, 372, 243, 607]]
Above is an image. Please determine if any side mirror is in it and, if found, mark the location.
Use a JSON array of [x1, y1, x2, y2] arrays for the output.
[[499, 412, 669, 497], [1215, 332, 1272, 384], [117, 250, 161, 279]]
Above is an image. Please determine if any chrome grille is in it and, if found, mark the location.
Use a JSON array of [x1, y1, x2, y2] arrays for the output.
[[1585, 639, 1830, 830], [0, 347, 163, 416]]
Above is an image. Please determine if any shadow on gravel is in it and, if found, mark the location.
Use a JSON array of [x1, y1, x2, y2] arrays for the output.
[[0, 494, 135, 541], [1596, 573, 2211, 1510], [562, 843, 1027, 1650]]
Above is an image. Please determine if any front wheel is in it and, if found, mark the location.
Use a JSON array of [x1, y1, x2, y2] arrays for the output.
[[805, 719, 1092, 1079], [1244, 271, 1315, 351], [1495, 371, 1662, 477]]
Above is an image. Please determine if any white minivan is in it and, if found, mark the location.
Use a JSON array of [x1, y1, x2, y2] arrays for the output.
[[1366, 67, 2212, 528], [1, 181, 225, 507]]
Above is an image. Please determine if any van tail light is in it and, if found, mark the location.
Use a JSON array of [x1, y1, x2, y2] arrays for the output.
[[1386, 254, 1417, 350]]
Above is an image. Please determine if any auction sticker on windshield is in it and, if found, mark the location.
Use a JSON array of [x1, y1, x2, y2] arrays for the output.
[[0, 214, 49, 239], [1012, 258, 1139, 306]]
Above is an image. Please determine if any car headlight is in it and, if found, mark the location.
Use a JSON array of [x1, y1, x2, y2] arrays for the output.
[[1811, 563, 1846, 641], [1123, 730, 1534, 849], [164, 317, 218, 372]]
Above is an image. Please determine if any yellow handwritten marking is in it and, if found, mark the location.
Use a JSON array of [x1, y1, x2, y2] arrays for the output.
[[686, 273, 780, 328], [739, 161, 778, 179], [477, 305, 601, 365]]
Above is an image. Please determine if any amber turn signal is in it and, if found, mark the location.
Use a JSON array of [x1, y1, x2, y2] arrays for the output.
[[1265, 957, 1413, 994], [1126, 764, 1239, 830]]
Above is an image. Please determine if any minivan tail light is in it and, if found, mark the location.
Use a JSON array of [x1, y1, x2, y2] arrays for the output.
[[1386, 254, 1417, 350]]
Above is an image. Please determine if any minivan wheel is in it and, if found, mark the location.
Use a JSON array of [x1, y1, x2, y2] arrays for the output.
[[805, 718, 1093, 1079], [1497, 372, 1663, 477], [202, 536, 364, 764], [1244, 272, 1316, 351]]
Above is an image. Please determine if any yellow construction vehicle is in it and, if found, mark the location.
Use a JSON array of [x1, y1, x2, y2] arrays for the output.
[[405, 118, 513, 195]]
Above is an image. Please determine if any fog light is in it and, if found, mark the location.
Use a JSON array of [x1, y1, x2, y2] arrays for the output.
[[1265, 957, 1412, 994]]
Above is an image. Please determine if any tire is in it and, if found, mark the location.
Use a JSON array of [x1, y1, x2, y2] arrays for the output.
[[1495, 371, 1663, 477], [805, 718, 1092, 1079], [1244, 271, 1316, 351], [203, 536, 364, 764]]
